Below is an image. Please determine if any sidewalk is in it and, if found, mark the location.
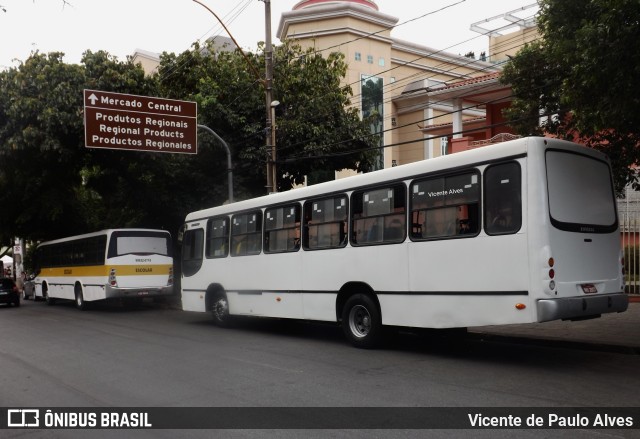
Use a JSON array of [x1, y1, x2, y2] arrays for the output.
[[468, 300, 640, 354]]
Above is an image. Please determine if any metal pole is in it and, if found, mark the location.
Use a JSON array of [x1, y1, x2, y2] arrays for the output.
[[197, 124, 234, 203], [263, 0, 275, 193]]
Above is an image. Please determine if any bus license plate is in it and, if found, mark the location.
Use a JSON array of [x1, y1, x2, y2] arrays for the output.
[[581, 284, 597, 294], [137, 291, 149, 296]]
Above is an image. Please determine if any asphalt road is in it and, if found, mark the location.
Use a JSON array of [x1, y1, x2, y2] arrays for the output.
[[1, 298, 638, 439]]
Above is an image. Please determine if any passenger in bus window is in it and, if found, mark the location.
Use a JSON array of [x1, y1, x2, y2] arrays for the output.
[[384, 216, 404, 241], [490, 207, 513, 232], [459, 219, 471, 234], [293, 225, 301, 250]]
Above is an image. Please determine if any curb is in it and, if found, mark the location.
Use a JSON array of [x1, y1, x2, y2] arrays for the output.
[[467, 332, 640, 356]]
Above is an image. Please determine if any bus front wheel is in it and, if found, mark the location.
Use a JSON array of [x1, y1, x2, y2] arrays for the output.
[[341, 294, 382, 349], [210, 292, 232, 328]]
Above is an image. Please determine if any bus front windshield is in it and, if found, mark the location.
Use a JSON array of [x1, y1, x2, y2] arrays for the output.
[[546, 150, 617, 233], [108, 231, 172, 258]]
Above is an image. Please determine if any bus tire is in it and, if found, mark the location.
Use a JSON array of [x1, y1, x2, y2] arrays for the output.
[[211, 292, 232, 328], [341, 293, 382, 349], [75, 285, 88, 311], [44, 288, 55, 306]]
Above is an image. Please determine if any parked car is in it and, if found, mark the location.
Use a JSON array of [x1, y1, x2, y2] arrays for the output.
[[22, 275, 37, 300], [0, 277, 20, 307]]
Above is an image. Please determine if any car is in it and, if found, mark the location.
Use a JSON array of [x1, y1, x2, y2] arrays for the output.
[[0, 277, 20, 307], [22, 275, 37, 300]]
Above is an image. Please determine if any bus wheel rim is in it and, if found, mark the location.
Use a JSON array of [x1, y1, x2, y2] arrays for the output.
[[214, 297, 228, 320], [349, 305, 371, 338]]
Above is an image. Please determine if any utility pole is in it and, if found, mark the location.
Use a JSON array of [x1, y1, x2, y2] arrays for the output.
[[192, 0, 276, 193], [263, 0, 276, 193]]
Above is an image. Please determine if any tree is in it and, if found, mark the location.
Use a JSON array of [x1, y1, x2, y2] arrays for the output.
[[501, 0, 640, 193], [0, 51, 179, 243], [158, 40, 379, 194], [0, 52, 88, 243], [0, 40, 380, 244]]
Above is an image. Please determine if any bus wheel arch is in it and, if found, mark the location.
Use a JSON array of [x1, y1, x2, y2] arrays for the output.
[[337, 283, 383, 349], [206, 284, 232, 328]]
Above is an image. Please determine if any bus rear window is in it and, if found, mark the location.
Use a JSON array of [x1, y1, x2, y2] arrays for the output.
[[108, 231, 172, 257], [546, 150, 617, 233]]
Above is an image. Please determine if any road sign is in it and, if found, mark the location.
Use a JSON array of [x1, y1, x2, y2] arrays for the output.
[[83, 89, 198, 154]]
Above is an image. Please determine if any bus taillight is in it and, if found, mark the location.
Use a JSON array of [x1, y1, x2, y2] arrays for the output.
[[109, 268, 117, 287], [546, 257, 556, 292]]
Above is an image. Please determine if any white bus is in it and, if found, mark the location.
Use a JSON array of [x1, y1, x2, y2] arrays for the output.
[[34, 229, 174, 309], [180, 137, 628, 348]]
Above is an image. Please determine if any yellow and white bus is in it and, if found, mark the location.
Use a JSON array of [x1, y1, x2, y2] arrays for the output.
[[180, 137, 628, 347], [34, 229, 174, 309]]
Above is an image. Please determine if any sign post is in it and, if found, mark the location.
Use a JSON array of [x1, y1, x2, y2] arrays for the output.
[[83, 90, 197, 154]]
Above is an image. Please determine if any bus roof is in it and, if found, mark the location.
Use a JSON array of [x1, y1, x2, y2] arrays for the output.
[[184, 137, 607, 223]]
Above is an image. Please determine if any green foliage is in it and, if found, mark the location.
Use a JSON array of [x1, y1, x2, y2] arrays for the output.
[[501, 0, 640, 193], [0, 40, 379, 243]]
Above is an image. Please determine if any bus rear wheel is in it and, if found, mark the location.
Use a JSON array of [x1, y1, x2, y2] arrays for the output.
[[341, 294, 382, 349], [211, 292, 232, 327], [75, 286, 88, 311], [44, 289, 55, 306]]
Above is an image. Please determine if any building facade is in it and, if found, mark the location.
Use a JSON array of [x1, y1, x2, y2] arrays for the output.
[[133, 1, 538, 169], [277, 0, 507, 169]]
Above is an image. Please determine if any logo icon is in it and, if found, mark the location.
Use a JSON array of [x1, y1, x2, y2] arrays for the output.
[[8, 409, 40, 427]]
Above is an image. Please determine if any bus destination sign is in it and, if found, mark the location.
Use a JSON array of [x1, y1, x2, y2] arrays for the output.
[[83, 89, 198, 154]]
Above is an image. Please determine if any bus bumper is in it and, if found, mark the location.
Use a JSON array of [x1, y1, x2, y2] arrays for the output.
[[105, 285, 174, 300], [537, 293, 629, 322]]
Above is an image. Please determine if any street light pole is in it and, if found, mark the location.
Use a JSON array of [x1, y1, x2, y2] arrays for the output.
[[197, 124, 234, 203]]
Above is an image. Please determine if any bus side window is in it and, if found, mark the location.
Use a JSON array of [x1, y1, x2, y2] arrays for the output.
[[351, 185, 406, 245], [182, 228, 204, 277], [410, 171, 480, 240], [206, 217, 229, 258], [231, 211, 263, 256], [265, 204, 301, 253], [303, 195, 348, 250], [484, 162, 522, 235]]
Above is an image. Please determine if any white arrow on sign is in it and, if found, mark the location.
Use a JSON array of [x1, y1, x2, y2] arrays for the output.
[[88, 93, 98, 105]]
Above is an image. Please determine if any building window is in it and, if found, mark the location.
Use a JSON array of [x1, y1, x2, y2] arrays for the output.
[[355, 52, 361, 61], [378, 57, 385, 67], [367, 55, 373, 64]]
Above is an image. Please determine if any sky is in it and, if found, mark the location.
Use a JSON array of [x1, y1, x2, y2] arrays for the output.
[[0, 0, 539, 69]]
